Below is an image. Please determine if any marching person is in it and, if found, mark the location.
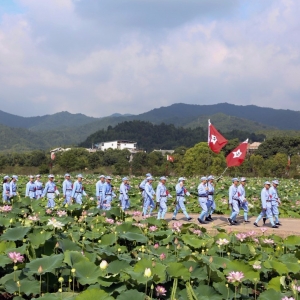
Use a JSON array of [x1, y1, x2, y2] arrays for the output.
[[96, 175, 106, 209], [156, 176, 172, 220], [172, 177, 192, 221], [42, 174, 60, 208], [227, 178, 240, 225], [119, 177, 131, 211], [139, 173, 152, 192], [198, 176, 208, 224], [269, 180, 282, 226], [143, 176, 155, 216], [9, 175, 18, 200], [62, 173, 73, 204], [101, 176, 116, 210], [35, 175, 44, 199], [25, 175, 36, 199], [238, 177, 250, 223], [2, 176, 10, 203], [206, 175, 215, 221], [253, 181, 278, 228], [71, 174, 88, 205]]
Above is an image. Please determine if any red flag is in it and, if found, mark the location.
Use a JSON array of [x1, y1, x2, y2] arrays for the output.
[[167, 155, 174, 162], [208, 120, 228, 153], [226, 139, 248, 167]]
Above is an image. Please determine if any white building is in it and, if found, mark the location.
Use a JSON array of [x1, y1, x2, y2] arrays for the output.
[[98, 140, 137, 151]]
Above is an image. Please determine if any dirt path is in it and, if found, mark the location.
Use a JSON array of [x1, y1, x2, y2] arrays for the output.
[[134, 212, 300, 237]]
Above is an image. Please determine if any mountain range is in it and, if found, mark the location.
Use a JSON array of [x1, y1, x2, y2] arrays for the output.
[[0, 103, 299, 152]]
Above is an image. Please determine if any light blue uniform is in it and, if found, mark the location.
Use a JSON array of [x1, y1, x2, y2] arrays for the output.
[[96, 180, 105, 208], [101, 182, 115, 210], [25, 181, 36, 199], [42, 181, 58, 208], [207, 182, 216, 216], [2, 183, 10, 203], [238, 184, 248, 221], [156, 182, 171, 219], [229, 184, 240, 221], [143, 182, 155, 216], [119, 182, 131, 211], [71, 181, 87, 205], [9, 181, 18, 198], [269, 185, 280, 223], [255, 187, 275, 226], [172, 183, 191, 219], [35, 180, 43, 199], [198, 182, 208, 221], [63, 179, 73, 204]]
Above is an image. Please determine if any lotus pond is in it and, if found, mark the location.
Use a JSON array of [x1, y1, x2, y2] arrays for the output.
[[1, 175, 300, 300]]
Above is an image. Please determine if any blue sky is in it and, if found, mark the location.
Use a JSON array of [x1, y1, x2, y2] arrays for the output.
[[0, 0, 299, 117]]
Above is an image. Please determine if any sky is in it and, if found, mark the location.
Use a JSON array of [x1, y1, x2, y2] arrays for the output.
[[0, 0, 299, 117]]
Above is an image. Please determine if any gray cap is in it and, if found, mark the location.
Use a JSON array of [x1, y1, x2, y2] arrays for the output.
[[29, 175, 34, 179], [178, 177, 186, 182], [99, 175, 105, 178], [12, 175, 18, 181], [201, 176, 207, 181], [106, 176, 112, 180], [122, 177, 129, 181], [232, 178, 239, 182], [207, 175, 214, 180], [64, 173, 70, 177], [36, 174, 41, 178], [147, 176, 154, 181], [146, 173, 152, 177], [272, 179, 279, 185], [240, 177, 246, 182], [48, 174, 55, 178], [160, 176, 167, 181], [264, 181, 271, 185], [3, 176, 9, 180], [77, 174, 83, 178]]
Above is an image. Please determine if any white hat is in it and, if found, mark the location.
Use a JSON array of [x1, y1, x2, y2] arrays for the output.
[[29, 175, 34, 179], [147, 176, 154, 181], [201, 176, 207, 181], [207, 175, 214, 180], [12, 175, 18, 181], [272, 180, 279, 185], [232, 178, 239, 182], [106, 176, 112, 180], [48, 174, 55, 178], [264, 181, 271, 185], [160, 176, 167, 181], [77, 174, 83, 178], [64, 173, 70, 177], [99, 175, 105, 178], [122, 177, 129, 181], [240, 177, 246, 182], [36, 174, 41, 178], [178, 177, 186, 182]]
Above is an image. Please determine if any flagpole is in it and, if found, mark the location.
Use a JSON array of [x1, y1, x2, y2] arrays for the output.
[[216, 167, 228, 182], [207, 119, 211, 174]]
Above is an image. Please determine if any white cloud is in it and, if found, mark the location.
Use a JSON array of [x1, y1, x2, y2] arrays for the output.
[[0, 0, 299, 117]]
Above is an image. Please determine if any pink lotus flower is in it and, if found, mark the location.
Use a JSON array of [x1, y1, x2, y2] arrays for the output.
[[105, 218, 114, 224], [191, 229, 202, 236], [263, 239, 274, 245], [0, 205, 12, 213], [133, 223, 146, 228], [235, 233, 247, 242], [253, 264, 261, 270], [57, 210, 67, 217], [132, 211, 141, 217], [227, 271, 244, 283], [149, 226, 158, 232], [8, 252, 24, 264], [172, 221, 182, 233], [28, 214, 40, 222], [46, 209, 52, 214], [159, 253, 166, 261], [154, 243, 159, 249], [247, 231, 256, 237], [281, 297, 295, 300], [116, 221, 123, 225], [216, 238, 230, 246], [156, 285, 167, 297], [260, 227, 267, 234]]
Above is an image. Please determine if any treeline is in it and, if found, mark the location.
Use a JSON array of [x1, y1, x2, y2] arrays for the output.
[[79, 120, 266, 152]]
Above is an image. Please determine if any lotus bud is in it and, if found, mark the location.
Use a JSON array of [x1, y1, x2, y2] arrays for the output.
[[16, 281, 21, 287], [151, 284, 154, 290], [9, 219, 13, 223], [13, 266, 18, 271], [144, 268, 152, 278], [23, 239, 26, 243], [209, 257, 213, 263], [98, 240, 101, 243], [58, 288, 62, 293], [71, 268, 76, 273], [152, 261, 156, 267], [38, 266, 43, 274], [166, 245, 170, 249], [189, 266, 193, 272], [100, 260, 108, 270], [82, 237, 86, 240], [58, 277, 64, 283], [174, 238, 178, 245], [118, 248, 121, 252], [69, 278, 72, 283], [55, 242, 59, 248], [80, 228, 84, 233]]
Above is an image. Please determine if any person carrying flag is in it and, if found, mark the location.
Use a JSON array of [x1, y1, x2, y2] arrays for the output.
[[206, 175, 215, 221], [228, 178, 240, 225], [35, 175, 44, 199], [156, 176, 172, 220], [253, 181, 278, 228], [72, 174, 88, 205], [198, 177, 209, 224], [62, 173, 73, 204], [42, 174, 60, 208], [172, 177, 192, 221], [238, 177, 250, 223], [25, 175, 36, 199]]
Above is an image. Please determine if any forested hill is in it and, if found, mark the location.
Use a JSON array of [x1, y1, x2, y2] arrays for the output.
[[79, 120, 265, 152]]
